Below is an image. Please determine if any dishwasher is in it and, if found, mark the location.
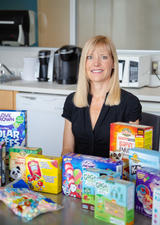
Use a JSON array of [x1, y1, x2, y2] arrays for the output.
[[16, 92, 66, 156]]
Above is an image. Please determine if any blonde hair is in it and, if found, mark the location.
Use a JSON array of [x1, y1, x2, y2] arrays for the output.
[[74, 35, 121, 107]]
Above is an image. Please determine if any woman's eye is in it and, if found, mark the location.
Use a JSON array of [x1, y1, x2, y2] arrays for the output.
[[101, 55, 108, 60], [87, 55, 93, 60]]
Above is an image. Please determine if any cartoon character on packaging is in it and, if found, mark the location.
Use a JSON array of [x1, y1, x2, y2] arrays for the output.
[[63, 162, 82, 198], [10, 166, 21, 180], [27, 160, 41, 181], [136, 184, 152, 215]]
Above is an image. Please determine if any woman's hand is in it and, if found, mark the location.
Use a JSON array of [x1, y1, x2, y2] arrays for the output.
[[129, 119, 139, 125]]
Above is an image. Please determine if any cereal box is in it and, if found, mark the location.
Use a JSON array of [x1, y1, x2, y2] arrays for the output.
[[135, 167, 160, 218], [82, 168, 121, 211], [0, 142, 6, 186], [62, 153, 123, 199], [152, 187, 160, 225], [0, 110, 27, 153], [9, 146, 42, 181], [26, 154, 62, 194], [95, 178, 135, 225], [129, 148, 160, 182], [110, 122, 153, 179]]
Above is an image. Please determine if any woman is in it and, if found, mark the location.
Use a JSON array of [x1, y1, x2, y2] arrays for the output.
[[61, 35, 141, 157]]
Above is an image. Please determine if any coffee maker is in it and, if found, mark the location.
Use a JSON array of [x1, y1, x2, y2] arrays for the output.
[[53, 45, 82, 84], [37, 50, 52, 82]]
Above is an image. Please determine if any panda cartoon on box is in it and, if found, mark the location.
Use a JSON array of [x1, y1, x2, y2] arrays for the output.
[[10, 166, 22, 180]]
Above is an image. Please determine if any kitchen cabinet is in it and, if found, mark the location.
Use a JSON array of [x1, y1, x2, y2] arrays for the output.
[[0, 90, 17, 110]]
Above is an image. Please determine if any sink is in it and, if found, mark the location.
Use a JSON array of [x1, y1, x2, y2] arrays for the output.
[[0, 74, 21, 83], [0, 63, 21, 83]]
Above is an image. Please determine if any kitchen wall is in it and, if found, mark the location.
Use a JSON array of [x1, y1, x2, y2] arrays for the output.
[[0, 46, 56, 73]]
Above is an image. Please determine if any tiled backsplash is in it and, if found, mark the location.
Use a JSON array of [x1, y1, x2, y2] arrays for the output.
[[0, 46, 57, 73]]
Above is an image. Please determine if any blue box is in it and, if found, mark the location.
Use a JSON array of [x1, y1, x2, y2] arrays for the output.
[[62, 153, 123, 199], [129, 148, 160, 182], [0, 110, 27, 153]]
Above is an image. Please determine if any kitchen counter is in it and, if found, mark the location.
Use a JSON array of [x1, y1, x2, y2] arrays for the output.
[[0, 192, 151, 225], [0, 80, 160, 102]]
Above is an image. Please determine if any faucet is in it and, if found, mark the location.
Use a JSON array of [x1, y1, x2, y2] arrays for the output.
[[0, 63, 14, 76]]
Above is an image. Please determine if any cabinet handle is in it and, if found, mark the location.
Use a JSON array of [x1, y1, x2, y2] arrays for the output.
[[22, 96, 36, 100]]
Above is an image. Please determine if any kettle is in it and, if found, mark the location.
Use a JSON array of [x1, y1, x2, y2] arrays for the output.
[[53, 45, 82, 84]]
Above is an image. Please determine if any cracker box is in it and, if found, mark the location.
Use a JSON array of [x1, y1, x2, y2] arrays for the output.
[[95, 178, 135, 225], [26, 154, 62, 194], [82, 168, 121, 211], [9, 146, 42, 181], [152, 187, 160, 225], [135, 167, 160, 218], [62, 153, 123, 199], [110, 122, 153, 179], [129, 148, 160, 182], [0, 110, 27, 153], [0, 142, 6, 186]]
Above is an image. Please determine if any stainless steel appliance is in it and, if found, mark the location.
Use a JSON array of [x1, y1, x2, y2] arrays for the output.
[[0, 10, 35, 46], [53, 45, 81, 84]]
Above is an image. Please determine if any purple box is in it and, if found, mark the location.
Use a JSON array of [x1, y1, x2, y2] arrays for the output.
[[62, 153, 123, 199], [135, 167, 160, 218]]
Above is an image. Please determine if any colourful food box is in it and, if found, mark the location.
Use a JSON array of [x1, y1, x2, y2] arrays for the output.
[[0, 110, 27, 154], [62, 153, 123, 199], [135, 167, 160, 218], [152, 187, 160, 225], [129, 148, 160, 182], [82, 168, 121, 211], [25, 154, 62, 194], [110, 122, 153, 179], [0, 142, 6, 186], [95, 178, 135, 225], [9, 146, 42, 181]]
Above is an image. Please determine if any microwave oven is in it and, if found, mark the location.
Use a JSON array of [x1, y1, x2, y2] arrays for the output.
[[118, 54, 151, 88]]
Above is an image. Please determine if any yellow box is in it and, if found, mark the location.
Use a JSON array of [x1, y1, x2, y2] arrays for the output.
[[9, 146, 42, 181], [25, 154, 62, 194]]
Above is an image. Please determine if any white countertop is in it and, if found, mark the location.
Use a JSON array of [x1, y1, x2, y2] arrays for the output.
[[0, 80, 160, 102], [0, 80, 76, 96]]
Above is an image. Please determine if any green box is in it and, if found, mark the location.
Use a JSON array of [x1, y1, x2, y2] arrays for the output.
[[95, 178, 135, 225]]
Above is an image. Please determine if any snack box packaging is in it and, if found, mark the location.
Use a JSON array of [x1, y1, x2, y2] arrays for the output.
[[9, 146, 42, 181], [0, 110, 27, 154], [110, 122, 153, 180], [129, 148, 160, 182], [135, 167, 160, 218], [94, 177, 135, 225], [26, 154, 62, 194], [62, 153, 123, 199], [0, 142, 6, 186], [82, 167, 121, 211], [152, 187, 160, 225]]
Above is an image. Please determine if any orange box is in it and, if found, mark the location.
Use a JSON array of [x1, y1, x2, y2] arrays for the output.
[[110, 122, 153, 179]]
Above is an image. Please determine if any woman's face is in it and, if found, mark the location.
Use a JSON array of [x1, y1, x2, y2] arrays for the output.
[[85, 44, 114, 84]]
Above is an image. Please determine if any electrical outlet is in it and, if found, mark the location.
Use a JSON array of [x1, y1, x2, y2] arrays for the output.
[[152, 61, 158, 74]]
